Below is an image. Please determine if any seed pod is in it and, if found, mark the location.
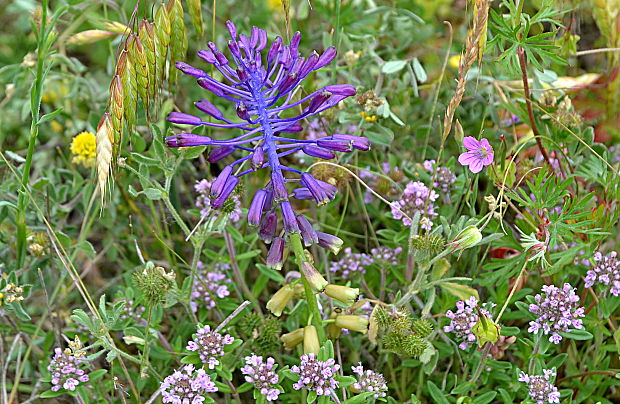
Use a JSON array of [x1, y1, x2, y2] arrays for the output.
[[66, 30, 115, 46], [128, 34, 149, 109], [167, 0, 187, 84], [139, 20, 157, 99], [96, 113, 113, 204], [187, 0, 204, 36], [154, 3, 171, 91], [109, 75, 124, 146], [102, 21, 130, 35], [117, 49, 137, 131]]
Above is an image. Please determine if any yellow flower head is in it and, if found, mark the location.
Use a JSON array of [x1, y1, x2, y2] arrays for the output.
[[449, 55, 461, 69], [70, 131, 97, 168]]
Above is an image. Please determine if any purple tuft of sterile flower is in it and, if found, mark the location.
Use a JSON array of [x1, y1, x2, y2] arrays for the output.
[[161, 364, 218, 404], [444, 296, 489, 350], [458, 136, 494, 174], [240, 354, 281, 401], [47, 348, 90, 392], [391, 181, 438, 230], [291, 353, 340, 396], [190, 262, 232, 313], [371, 246, 403, 266], [528, 283, 585, 344], [585, 251, 620, 297], [351, 363, 388, 399], [329, 247, 373, 279], [518, 370, 561, 404], [195, 178, 242, 222], [186, 325, 235, 369], [167, 21, 368, 253], [423, 160, 456, 195]]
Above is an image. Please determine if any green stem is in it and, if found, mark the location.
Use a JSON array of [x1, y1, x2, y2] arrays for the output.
[[288, 233, 326, 342], [140, 297, 155, 379], [16, 0, 50, 268]]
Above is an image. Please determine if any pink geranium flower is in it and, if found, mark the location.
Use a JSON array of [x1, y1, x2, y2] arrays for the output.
[[458, 136, 494, 173]]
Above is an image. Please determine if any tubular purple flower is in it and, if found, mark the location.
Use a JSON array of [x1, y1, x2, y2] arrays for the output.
[[297, 215, 318, 246], [195, 99, 224, 120], [259, 211, 278, 243], [248, 190, 268, 226], [197, 77, 226, 97], [198, 49, 216, 64], [280, 201, 300, 234], [236, 102, 251, 121], [317, 138, 354, 152], [166, 133, 212, 147], [316, 232, 343, 254], [292, 187, 313, 200], [323, 84, 356, 96], [175, 62, 207, 78], [332, 134, 370, 151], [210, 166, 233, 199], [266, 237, 285, 270], [208, 146, 235, 163], [302, 145, 335, 160], [316, 46, 337, 69], [168, 112, 203, 126], [251, 146, 265, 169], [307, 91, 332, 113], [301, 173, 337, 206], [211, 176, 238, 209]]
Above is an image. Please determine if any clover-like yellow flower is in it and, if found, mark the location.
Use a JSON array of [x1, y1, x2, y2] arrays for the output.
[[70, 131, 97, 168]]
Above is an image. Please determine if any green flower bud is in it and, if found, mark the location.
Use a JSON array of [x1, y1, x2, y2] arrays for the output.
[[472, 311, 500, 347], [303, 325, 320, 354], [334, 315, 369, 334], [324, 284, 360, 305], [448, 225, 482, 251], [301, 262, 328, 293], [266, 284, 295, 317], [281, 328, 305, 350]]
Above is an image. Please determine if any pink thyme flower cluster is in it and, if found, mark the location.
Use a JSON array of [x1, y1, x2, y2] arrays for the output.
[[47, 348, 90, 392], [117, 298, 146, 323], [423, 160, 456, 194], [528, 283, 585, 344], [190, 261, 231, 313], [444, 296, 490, 350], [160, 364, 217, 404], [518, 370, 561, 404], [195, 178, 242, 221], [391, 181, 438, 230], [328, 247, 373, 279], [585, 251, 620, 296], [240, 354, 281, 401], [351, 363, 388, 399], [359, 163, 404, 203], [291, 353, 340, 396], [186, 325, 235, 369]]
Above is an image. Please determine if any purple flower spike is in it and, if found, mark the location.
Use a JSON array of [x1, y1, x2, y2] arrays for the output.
[[528, 283, 585, 344], [248, 189, 268, 226], [168, 21, 368, 255], [458, 136, 494, 174]]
